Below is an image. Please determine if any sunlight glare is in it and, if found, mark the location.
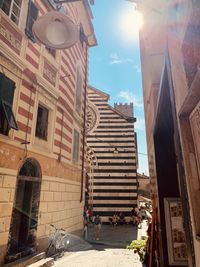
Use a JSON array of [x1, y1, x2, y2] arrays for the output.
[[118, 6, 143, 43]]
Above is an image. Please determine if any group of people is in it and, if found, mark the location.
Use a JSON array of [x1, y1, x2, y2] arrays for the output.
[[83, 206, 102, 240], [109, 212, 126, 226], [108, 206, 152, 228], [130, 206, 152, 228], [83, 204, 152, 240]]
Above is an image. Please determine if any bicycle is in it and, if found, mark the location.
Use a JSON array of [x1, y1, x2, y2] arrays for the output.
[[46, 224, 70, 259]]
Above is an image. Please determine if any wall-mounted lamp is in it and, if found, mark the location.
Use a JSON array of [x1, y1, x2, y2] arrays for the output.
[[33, 11, 79, 49], [32, 0, 95, 49], [53, 0, 94, 4]]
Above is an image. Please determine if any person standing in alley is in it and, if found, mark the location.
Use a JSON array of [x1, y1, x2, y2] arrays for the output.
[[83, 206, 89, 240], [137, 208, 143, 229], [94, 214, 102, 240]]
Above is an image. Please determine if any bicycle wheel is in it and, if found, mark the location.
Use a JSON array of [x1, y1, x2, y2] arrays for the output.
[[46, 242, 57, 257]]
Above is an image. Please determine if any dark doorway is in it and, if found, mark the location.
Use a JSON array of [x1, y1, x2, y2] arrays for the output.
[[153, 64, 181, 266], [153, 58, 194, 266], [6, 158, 42, 263]]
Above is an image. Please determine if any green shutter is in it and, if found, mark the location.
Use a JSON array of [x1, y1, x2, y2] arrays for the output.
[[0, 73, 15, 104], [1, 100, 18, 130], [25, 0, 38, 42], [0, 73, 18, 134], [0, 0, 3, 9]]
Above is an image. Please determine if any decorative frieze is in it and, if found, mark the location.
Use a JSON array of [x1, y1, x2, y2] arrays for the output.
[[0, 13, 22, 55], [43, 58, 57, 86], [0, 53, 22, 78]]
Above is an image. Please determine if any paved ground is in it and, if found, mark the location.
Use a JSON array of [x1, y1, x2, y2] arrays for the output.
[[86, 221, 148, 247], [54, 221, 148, 267], [54, 248, 142, 267]]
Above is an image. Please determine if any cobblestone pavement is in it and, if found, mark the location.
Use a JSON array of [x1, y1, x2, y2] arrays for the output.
[[54, 248, 142, 267], [54, 221, 148, 267]]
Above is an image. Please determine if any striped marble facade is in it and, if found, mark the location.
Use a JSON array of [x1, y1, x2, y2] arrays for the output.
[[0, 1, 96, 264], [87, 86, 138, 222]]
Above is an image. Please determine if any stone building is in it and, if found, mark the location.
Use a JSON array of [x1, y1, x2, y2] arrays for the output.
[[86, 86, 138, 222], [0, 0, 96, 265], [137, 172, 150, 200], [138, 0, 200, 266]]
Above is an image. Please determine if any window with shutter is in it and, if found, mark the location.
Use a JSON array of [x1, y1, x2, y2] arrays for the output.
[[72, 129, 80, 162], [0, 73, 18, 135], [75, 66, 83, 115], [25, 0, 38, 42], [0, 0, 22, 26], [35, 105, 49, 140]]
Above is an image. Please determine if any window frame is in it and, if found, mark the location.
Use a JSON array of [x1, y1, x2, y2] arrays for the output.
[[25, 0, 38, 42], [0, 73, 18, 136], [0, 0, 23, 26], [35, 104, 49, 141]]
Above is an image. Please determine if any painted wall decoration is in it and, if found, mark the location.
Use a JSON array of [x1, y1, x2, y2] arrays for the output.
[[164, 198, 188, 266]]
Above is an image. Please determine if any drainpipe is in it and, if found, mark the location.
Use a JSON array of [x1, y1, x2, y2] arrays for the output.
[[80, 44, 88, 202], [58, 109, 64, 162]]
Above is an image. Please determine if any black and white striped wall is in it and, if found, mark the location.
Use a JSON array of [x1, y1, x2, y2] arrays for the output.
[[86, 86, 138, 222]]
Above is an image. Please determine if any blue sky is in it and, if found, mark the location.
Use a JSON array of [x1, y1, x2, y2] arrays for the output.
[[89, 0, 149, 175]]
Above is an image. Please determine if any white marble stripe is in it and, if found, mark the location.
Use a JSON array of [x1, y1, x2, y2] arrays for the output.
[[91, 147, 136, 151], [91, 192, 137, 197], [86, 143, 135, 147], [87, 137, 135, 142], [91, 199, 136, 204], [93, 166, 136, 170], [93, 152, 136, 156], [88, 132, 135, 136], [100, 115, 127, 118], [93, 173, 137, 177], [94, 129, 134, 133], [90, 185, 137, 190], [93, 207, 136, 212], [98, 122, 134, 126], [89, 179, 137, 183], [91, 180, 137, 184], [96, 159, 136, 163]]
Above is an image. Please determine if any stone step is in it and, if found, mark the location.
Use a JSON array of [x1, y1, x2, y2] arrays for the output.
[[26, 258, 54, 267], [3, 252, 46, 267]]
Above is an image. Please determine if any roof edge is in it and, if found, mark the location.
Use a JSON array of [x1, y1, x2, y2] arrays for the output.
[[88, 85, 110, 100], [109, 105, 136, 123]]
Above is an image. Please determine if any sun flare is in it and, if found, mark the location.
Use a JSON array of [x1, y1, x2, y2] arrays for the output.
[[118, 7, 143, 42]]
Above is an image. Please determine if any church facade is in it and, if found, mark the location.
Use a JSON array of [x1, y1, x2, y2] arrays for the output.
[[86, 86, 138, 222]]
